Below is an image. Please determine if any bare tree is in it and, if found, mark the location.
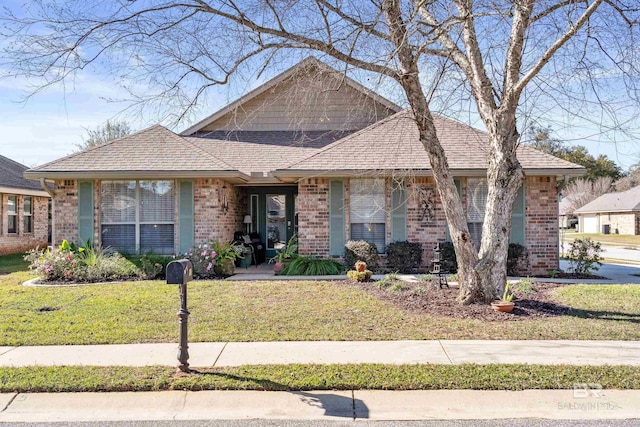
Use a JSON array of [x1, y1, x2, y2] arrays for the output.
[[1, 1, 639, 304], [563, 177, 614, 209], [613, 164, 640, 191], [76, 120, 132, 152]]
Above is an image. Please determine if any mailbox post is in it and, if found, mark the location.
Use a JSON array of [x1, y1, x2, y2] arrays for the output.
[[166, 259, 193, 372]]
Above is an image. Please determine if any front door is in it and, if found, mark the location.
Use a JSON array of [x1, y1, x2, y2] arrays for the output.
[[247, 187, 297, 259]]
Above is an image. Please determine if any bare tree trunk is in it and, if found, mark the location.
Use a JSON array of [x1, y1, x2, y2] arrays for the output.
[[468, 115, 525, 303]]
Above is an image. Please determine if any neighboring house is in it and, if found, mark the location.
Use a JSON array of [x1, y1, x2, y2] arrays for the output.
[[0, 155, 50, 255], [24, 58, 585, 275], [574, 186, 640, 235]]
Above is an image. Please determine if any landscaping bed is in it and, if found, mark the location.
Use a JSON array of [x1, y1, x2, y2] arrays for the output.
[[344, 279, 572, 321]]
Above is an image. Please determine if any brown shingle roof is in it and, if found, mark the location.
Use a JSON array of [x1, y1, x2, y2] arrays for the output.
[[26, 125, 248, 179], [186, 130, 356, 175], [277, 110, 585, 174]]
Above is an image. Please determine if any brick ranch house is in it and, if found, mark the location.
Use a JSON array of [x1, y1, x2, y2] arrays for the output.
[[574, 185, 640, 235], [1, 155, 50, 255], [25, 58, 585, 275]]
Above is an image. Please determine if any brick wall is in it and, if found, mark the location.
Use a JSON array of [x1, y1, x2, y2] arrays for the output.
[[525, 176, 559, 275], [296, 175, 559, 276], [52, 180, 79, 245], [297, 178, 330, 257], [0, 193, 49, 255], [406, 176, 449, 266], [193, 178, 246, 246]]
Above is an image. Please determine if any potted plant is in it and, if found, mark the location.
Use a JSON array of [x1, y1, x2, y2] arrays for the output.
[[235, 244, 252, 268], [491, 282, 515, 313], [212, 240, 242, 276], [269, 234, 298, 274]]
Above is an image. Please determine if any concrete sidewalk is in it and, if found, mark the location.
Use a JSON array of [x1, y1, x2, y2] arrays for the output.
[[1, 389, 639, 422], [1, 340, 639, 367]]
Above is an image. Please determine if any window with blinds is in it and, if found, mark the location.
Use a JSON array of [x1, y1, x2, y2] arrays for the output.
[[101, 180, 174, 254], [7, 195, 17, 234], [23, 196, 32, 233], [466, 178, 487, 249], [350, 178, 386, 252]]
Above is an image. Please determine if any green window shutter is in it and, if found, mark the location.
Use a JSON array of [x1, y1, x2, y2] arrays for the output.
[[178, 180, 194, 255], [329, 180, 345, 256], [391, 180, 407, 242], [77, 180, 94, 246], [445, 179, 462, 242], [510, 184, 526, 245]]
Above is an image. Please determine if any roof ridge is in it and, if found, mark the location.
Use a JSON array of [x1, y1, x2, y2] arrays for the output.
[[29, 124, 165, 172], [282, 109, 413, 169]]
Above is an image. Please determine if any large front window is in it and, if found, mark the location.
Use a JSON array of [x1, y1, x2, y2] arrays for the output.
[[350, 178, 386, 251], [101, 180, 174, 254]]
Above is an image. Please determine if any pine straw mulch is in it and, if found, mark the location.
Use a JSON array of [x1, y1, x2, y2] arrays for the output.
[[341, 278, 572, 322]]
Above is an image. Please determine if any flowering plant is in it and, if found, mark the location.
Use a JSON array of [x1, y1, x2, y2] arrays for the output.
[[25, 244, 140, 283], [183, 243, 217, 279]]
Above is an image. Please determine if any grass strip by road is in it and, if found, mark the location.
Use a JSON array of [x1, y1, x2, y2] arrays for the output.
[[1, 364, 639, 393]]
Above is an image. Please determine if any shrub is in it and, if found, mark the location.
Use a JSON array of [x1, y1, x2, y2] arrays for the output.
[[435, 242, 529, 276], [438, 242, 458, 274], [281, 256, 343, 276], [183, 243, 217, 279], [386, 241, 423, 272], [507, 243, 530, 276], [25, 245, 141, 283], [566, 238, 603, 275], [129, 254, 175, 280], [347, 269, 373, 282], [344, 240, 379, 271]]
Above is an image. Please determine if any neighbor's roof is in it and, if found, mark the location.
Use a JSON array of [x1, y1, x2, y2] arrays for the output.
[[25, 125, 251, 182], [574, 185, 640, 214], [0, 154, 50, 196], [274, 110, 586, 178]]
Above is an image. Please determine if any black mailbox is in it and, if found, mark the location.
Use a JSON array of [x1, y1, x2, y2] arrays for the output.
[[166, 259, 193, 284]]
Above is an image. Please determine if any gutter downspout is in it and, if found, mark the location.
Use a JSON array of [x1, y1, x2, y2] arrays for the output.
[[40, 178, 55, 247]]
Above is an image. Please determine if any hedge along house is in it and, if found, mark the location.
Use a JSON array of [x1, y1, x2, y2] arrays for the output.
[[25, 58, 585, 275], [1, 155, 50, 255]]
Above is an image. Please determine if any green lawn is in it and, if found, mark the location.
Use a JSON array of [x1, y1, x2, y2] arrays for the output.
[[1, 258, 640, 344], [561, 230, 640, 247], [1, 364, 639, 393], [0, 253, 30, 274]]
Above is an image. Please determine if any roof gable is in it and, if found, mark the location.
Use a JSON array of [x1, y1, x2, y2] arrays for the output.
[[181, 57, 400, 135], [574, 185, 640, 214]]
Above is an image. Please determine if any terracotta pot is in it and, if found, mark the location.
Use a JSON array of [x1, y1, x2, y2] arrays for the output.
[[273, 262, 284, 274], [491, 301, 515, 313]]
